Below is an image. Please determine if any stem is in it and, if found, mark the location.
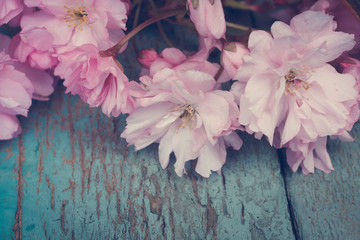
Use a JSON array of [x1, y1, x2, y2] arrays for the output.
[[133, 0, 142, 29], [223, 0, 255, 11], [100, 9, 186, 57], [112, 56, 124, 72], [131, 0, 142, 53], [226, 21, 252, 32], [149, 0, 175, 48]]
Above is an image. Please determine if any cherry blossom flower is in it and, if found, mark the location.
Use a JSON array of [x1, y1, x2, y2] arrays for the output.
[[122, 48, 242, 177], [0, 51, 32, 140], [232, 10, 359, 173], [0, 49, 54, 140], [54, 44, 134, 116], [12, 0, 128, 69], [1, 34, 54, 100], [0, 0, 23, 25]]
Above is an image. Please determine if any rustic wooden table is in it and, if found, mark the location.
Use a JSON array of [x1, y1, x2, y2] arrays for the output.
[[1, 24, 360, 240]]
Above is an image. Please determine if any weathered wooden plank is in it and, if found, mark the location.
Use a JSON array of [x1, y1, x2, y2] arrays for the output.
[[282, 123, 360, 239], [0, 84, 294, 239]]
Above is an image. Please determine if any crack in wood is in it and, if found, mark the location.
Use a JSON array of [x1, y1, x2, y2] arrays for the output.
[[241, 202, 245, 224], [45, 175, 55, 211], [37, 142, 44, 194], [62, 179, 76, 205], [205, 193, 218, 239], [278, 149, 301, 240], [61, 200, 68, 235], [78, 130, 86, 200], [46, 115, 51, 150], [96, 191, 101, 217], [12, 136, 25, 240], [127, 174, 138, 239], [64, 99, 76, 179]]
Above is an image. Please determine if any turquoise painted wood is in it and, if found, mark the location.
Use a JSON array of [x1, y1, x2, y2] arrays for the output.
[[0, 85, 294, 239], [281, 123, 360, 240]]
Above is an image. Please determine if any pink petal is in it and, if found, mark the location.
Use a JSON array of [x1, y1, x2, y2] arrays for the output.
[[223, 132, 243, 150], [313, 137, 334, 173], [271, 21, 294, 39], [158, 124, 176, 169], [196, 92, 229, 144], [196, 139, 226, 177], [13, 62, 54, 100], [290, 10, 335, 41], [281, 98, 301, 145], [172, 127, 198, 176], [0, 114, 21, 140], [0, 0, 23, 25]]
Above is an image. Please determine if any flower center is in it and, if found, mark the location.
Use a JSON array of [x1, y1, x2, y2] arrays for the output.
[[63, 5, 89, 30], [175, 104, 197, 129], [285, 68, 310, 95]]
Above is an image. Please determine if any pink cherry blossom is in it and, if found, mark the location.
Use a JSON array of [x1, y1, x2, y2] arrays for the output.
[[233, 10, 357, 145], [0, 0, 23, 25], [231, 11, 359, 173], [12, 0, 129, 69], [0, 33, 54, 100], [0, 50, 36, 140], [54, 44, 134, 116], [187, 0, 226, 40], [122, 48, 241, 177]]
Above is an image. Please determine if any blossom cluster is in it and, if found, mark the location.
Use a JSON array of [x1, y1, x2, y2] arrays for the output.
[[1, 0, 359, 177]]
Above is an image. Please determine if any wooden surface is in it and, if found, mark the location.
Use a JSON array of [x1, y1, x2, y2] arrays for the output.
[[1, 25, 360, 240]]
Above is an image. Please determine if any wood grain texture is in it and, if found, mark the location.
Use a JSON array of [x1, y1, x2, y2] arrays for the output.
[[0, 85, 294, 239], [281, 123, 360, 240]]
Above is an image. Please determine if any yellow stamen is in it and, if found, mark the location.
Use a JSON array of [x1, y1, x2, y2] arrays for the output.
[[62, 5, 89, 30], [175, 105, 197, 129], [285, 68, 311, 95]]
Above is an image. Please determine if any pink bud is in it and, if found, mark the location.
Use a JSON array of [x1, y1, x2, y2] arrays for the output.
[[188, 0, 226, 39], [137, 49, 159, 69], [221, 42, 249, 79]]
